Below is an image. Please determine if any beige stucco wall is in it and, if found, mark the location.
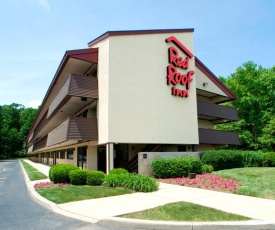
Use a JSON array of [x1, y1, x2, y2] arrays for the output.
[[198, 119, 214, 129], [95, 32, 198, 145], [196, 67, 227, 97], [91, 39, 110, 144], [86, 145, 97, 170]]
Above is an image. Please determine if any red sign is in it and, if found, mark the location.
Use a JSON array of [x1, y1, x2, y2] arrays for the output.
[[166, 36, 194, 98]]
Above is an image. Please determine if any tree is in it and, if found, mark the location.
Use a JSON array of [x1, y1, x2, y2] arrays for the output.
[[258, 116, 275, 151], [216, 62, 275, 150], [0, 103, 38, 158]]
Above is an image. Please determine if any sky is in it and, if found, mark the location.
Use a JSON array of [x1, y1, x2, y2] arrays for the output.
[[0, 0, 274, 108]]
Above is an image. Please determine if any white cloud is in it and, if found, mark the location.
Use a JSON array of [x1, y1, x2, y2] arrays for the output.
[[36, 0, 50, 11], [29, 99, 41, 108]]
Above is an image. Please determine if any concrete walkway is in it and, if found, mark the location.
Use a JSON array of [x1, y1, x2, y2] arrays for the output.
[[22, 160, 275, 229]]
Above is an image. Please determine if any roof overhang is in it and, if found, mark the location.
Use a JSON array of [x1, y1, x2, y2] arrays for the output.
[[195, 57, 237, 104]]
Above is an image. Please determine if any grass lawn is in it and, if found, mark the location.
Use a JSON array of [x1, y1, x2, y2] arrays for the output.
[[214, 167, 275, 199], [122, 202, 250, 221], [20, 159, 48, 181], [36, 185, 133, 204]]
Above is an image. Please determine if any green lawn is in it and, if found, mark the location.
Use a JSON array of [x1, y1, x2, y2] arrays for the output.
[[214, 167, 275, 199], [36, 185, 133, 204], [122, 202, 250, 221], [20, 159, 48, 181]]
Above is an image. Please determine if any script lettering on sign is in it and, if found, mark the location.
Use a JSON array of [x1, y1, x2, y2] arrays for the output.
[[166, 36, 195, 98]]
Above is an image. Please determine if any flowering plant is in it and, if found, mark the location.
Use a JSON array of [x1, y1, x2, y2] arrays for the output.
[[34, 181, 71, 189], [158, 173, 242, 193]]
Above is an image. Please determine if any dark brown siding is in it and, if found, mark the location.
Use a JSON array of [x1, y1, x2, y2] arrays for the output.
[[33, 135, 47, 151], [47, 74, 98, 118], [199, 128, 240, 145], [33, 111, 48, 139], [69, 75, 98, 99], [46, 117, 98, 147], [197, 100, 238, 122], [68, 117, 98, 140]]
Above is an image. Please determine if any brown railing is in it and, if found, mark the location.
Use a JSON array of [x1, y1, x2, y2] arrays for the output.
[[46, 117, 98, 147], [197, 100, 238, 122], [47, 74, 98, 118], [33, 135, 48, 151], [199, 128, 240, 145]]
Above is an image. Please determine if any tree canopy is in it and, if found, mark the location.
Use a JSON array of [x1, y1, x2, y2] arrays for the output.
[[216, 61, 275, 151], [0, 104, 38, 159]]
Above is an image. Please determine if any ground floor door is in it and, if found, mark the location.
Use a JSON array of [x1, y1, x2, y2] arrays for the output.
[[97, 146, 106, 173], [77, 146, 87, 169]]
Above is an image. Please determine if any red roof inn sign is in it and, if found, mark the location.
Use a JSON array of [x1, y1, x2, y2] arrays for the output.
[[166, 36, 194, 98]]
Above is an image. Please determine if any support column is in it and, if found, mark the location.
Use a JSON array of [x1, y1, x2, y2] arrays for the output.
[[106, 143, 114, 174]]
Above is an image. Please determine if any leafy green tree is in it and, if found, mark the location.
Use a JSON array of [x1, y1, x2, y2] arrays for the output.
[[258, 116, 275, 151], [0, 103, 37, 158], [216, 62, 275, 150]]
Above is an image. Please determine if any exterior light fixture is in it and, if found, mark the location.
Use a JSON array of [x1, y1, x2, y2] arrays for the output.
[[203, 82, 208, 86]]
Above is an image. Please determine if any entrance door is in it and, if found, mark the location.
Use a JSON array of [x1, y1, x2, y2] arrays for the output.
[[77, 146, 87, 169], [97, 146, 106, 173]]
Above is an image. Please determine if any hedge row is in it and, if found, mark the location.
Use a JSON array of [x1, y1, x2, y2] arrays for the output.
[[49, 165, 158, 192], [49, 164, 106, 186], [201, 150, 275, 171], [151, 157, 202, 178]]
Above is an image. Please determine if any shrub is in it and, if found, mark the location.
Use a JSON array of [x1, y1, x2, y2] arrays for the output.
[[69, 170, 88, 185], [49, 164, 59, 181], [242, 151, 264, 167], [108, 168, 129, 175], [151, 157, 202, 178], [202, 164, 214, 173], [50, 164, 80, 183], [186, 158, 203, 174], [86, 170, 106, 186], [122, 173, 158, 192], [104, 173, 129, 187], [201, 150, 244, 171], [262, 152, 275, 167]]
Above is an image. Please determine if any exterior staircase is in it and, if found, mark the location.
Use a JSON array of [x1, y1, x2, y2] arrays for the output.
[[128, 144, 166, 173]]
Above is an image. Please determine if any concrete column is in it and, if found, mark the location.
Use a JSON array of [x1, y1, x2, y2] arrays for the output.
[[106, 143, 114, 174]]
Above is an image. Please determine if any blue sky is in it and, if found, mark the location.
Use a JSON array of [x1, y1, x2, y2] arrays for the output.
[[0, 0, 274, 108]]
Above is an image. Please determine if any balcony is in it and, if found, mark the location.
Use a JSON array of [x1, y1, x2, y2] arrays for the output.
[[199, 128, 240, 145], [47, 74, 98, 118], [197, 100, 238, 124], [46, 117, 98, 147]]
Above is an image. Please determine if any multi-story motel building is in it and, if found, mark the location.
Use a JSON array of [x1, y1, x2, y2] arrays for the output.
[[26, 29, 240, 173]]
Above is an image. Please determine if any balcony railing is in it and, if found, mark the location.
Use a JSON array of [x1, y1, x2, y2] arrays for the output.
[[47, 74, 98, 118], [197, 100, 238, 123], [199, 128, 240, 145], [46, 117, 98, 147]]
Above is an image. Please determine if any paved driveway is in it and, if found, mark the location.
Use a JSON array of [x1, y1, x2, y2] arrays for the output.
[[0, 160, 125, 230]]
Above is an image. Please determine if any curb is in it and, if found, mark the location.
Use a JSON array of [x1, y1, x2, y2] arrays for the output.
[[98, 217, 275, 230], [19, 160, 99, 223]]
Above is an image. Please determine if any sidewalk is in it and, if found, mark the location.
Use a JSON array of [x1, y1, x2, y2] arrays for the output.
[[22, 160, 275, 229]]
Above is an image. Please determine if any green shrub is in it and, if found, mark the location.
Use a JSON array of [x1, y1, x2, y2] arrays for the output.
[[202, 164, 214, 173], [109, 168, 129, 175], [151, 157, 202, 178], [49, 164, 59, 181], [104, 173, 129, 187], [242, 151, 263, 167], [201, 150, 244, 171], [50, 164, 80, 183], [262, 152, 275, 167], [186, 158, 203, 174], [122, 174, 158, 192], [69, 169, 88, 185], [86, 170, 106, 186]]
